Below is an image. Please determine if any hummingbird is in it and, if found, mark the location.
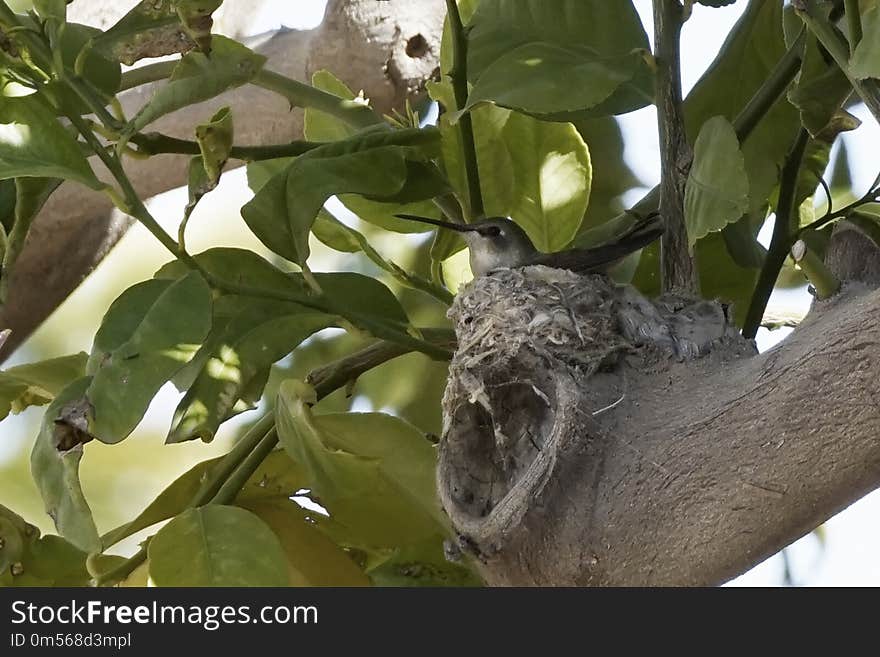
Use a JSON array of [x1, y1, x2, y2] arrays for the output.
[[394, 213, 664, 277]]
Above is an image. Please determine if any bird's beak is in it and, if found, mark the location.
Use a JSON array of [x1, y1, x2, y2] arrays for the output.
[[394, 214, 482, 233]]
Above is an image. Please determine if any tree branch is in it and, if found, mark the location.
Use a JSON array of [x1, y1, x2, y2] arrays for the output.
[[654, 0, 698, 294], [437, 225, 880, 585]]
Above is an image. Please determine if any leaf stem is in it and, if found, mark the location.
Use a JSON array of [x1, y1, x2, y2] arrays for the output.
[[444, 0, 484, 220], [253, 69, 382, 129], [653, 0, 698, 294], [790, 239, 840, 299], [742, 128, 810, 339], [128, 132, 324, 160], [119, 60, 177, 92]]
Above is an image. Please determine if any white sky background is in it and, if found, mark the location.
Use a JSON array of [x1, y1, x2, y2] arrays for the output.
[[2, 0, 877, 586]]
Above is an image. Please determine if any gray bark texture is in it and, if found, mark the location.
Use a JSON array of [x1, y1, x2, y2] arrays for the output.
[[0, 0, 444, 359], [437, 224, 880, 586]]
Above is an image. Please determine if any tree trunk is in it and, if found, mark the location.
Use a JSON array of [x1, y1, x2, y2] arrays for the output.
[[437, 225, 880, 585]]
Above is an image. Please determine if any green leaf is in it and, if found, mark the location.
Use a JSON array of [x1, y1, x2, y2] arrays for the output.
[[29, 377, 101, 553], [85, 0, 221, 66], [850, 5, 880, 79], [685, 115, 750, 247], [367, 538, 483, 587], [684, 0, 800, 214], [276, 382, 446, 546], [0, 94, 102, 189], [304, 70, 362, 142], [125, 36, 266, 135], [147, 505, 289, 586], [86, 271, 212, 444], [467, 0, 653, 118], [0, 505, 124, 587], [788, 31, 852, 137], [33, 0, 65, 20], [1, 177, 62, 304], [168, 306, 333, 443], [0, 352, 87, 420], [196, 106, 233, 185], [241, 499, 371, 586], [303, 70, 448, 234], [432, 78, 590, 251], [240, 146, 413, 264], [154, 249, 418, 354], [51, 23, 122, 104], [102, 449, 306, 548], [571, 116, 641, 241], [149, 450, 298, 542], [154, 247, 296, 292], [464, 43, 646, 119]]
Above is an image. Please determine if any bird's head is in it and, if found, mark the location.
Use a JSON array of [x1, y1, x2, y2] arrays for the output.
[[395, 214, 537, 276]]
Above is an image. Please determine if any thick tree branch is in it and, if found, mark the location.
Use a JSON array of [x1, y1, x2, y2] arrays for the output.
[[0, 0, 445, 360], [437, 228, 880, 586], [653, 0, 697, 294]]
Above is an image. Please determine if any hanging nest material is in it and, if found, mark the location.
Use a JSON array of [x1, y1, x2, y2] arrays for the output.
[[437, 265, 746, 582]]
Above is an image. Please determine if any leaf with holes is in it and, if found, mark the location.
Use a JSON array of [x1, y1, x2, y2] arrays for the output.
[[30, 377, 100, 553]]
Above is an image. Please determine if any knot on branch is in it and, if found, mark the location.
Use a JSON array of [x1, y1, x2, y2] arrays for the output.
[[826, 222, 880, 287], [437, 266, 743, 575]]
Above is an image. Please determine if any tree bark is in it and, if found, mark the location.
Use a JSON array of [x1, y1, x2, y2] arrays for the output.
[[437, 224, 880, 586], [0, 0, 444, 360]]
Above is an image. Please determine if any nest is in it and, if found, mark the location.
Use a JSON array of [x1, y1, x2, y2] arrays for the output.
[[437, 266, 742, 557]]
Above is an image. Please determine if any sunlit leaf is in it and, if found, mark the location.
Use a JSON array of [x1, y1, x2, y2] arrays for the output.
[[86, 271, 212, 444], [168, 307, 333, 443], [685, 116, 750, 247], [467, 0, 653, 118], [464, 43, 646, 119], [0, 352, 87, 420], [0, 94, 102, 189], [148, 505, 289, 586]]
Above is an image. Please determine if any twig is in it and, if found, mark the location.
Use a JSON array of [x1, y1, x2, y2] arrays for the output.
[[444, 0, 484, 220], [742, 129, 811, 339], [653, 0, 698, 294]]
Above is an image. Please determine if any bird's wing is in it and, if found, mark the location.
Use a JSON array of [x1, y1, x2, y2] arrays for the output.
[[531, 222, 664, 273]]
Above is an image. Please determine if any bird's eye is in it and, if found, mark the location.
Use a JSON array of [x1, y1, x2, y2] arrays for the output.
[[483, 226, 502, 237]]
